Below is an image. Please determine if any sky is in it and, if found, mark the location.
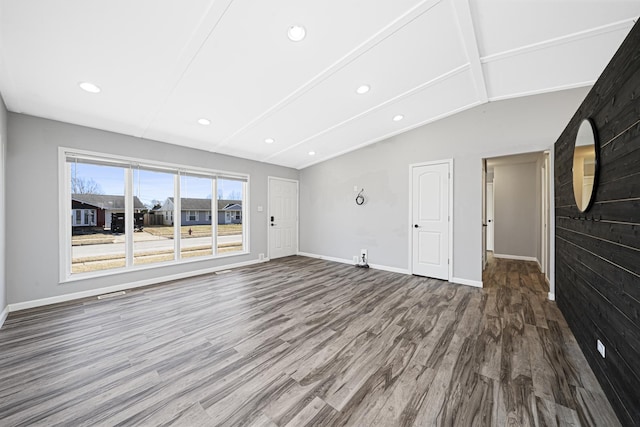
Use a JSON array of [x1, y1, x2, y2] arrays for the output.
[[72, 163, 243, 207]]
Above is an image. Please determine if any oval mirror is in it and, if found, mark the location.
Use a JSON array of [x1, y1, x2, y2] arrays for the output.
[[573, 118, 598, 212]]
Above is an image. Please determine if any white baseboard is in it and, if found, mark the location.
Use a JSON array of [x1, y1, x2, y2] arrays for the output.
[[297, 252, 410, 275], [0, 306, 8, 329], [8, 258, 269, 313], [548, 292, 556, 301], [297, 251, 351, 265], [493, 253, 539, 262], [369, 263, 410, 275], [451, 277, 483, 288]]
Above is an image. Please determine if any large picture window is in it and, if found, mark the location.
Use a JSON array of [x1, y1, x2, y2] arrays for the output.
[[61, 149, 248, 280]]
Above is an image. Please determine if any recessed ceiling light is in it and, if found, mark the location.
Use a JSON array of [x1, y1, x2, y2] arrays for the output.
[[79, 82, 101, 93], [197, 118, 211, 126], [356, 84, 370, 95], [287, 25, 306, 42], [393, 114, 404, 122], [308, 151, 316, 156], [265, 138, 275, 144]]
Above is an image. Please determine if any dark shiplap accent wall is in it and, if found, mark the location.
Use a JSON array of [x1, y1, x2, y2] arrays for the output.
[[554, 22, 640, 427]]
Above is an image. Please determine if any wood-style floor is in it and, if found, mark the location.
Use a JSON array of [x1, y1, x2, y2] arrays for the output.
[[0, 255, 620, 426]]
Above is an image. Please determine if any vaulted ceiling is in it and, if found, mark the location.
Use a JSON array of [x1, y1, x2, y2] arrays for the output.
[[0, 1, 638, 169]]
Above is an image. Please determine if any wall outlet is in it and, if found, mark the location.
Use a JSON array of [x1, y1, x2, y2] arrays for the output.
[[354, 185, 359, 192], [597, 339, 606, 358], [259, 253, 264, 260], [353, 256, 359, 263]]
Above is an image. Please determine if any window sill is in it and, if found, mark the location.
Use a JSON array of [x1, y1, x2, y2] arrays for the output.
[[60, 250, 250, 284]]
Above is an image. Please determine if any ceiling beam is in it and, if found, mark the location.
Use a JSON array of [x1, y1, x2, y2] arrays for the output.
[[451, 0, 488, 103]]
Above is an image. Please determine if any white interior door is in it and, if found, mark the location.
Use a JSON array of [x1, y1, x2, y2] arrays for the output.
[[487, 182, 494, 251], [411, 162, 450, 280], [269, 177, 298, 259]]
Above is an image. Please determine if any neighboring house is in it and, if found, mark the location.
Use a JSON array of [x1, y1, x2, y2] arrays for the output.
[[158, 197, 241, 225], [218, 200, 242, 225], [71, 194, 145, 230]]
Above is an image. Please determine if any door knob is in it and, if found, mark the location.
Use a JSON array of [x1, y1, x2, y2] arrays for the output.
[[414, 224, 419, 228]]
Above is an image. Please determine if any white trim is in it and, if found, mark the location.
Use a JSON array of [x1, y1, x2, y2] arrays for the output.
[[125, 167, 134, 267], [294, 101, 482, 170], [297, 252, 410, 275], [220, 0, 443, 148], [0, 306, 8, 329], [408, 159, 454, 281], [59, 150, 71, 283], [480, 18, 635, 64], [62, 146, 248, 181], [9, 258, 269, 313], [548, 292, 555, 301], [59, 147, 251, 281], [369, 263, 410, 275], [487, 81, 594, 103], [62, 249, 249, 283], [450, 277, 483, 288], [548, 146, 556, 300], [264, 64, 471, 163], [268, 176, 299, 260], [493, 253, 539, 262], [451, 0, 487, 102]]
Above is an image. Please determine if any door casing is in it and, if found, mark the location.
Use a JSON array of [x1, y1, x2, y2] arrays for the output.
[[268, 176, 299, 260], [409, 159, 453, 280]]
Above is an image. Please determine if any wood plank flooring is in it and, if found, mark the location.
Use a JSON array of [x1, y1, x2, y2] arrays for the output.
[[0, 255, 620, 426]]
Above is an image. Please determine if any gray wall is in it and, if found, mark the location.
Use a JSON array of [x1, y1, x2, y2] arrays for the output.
[[0, 95, 6, 315], [493, 162, 539, 259], [6, 114, 298, 304], [299, 87, 589, 283]]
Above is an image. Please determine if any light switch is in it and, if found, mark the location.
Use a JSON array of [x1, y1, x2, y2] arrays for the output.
[[257, 206, 263, 212]]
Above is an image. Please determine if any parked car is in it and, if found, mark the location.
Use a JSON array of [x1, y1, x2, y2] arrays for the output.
[[111, 213, 144, 233]]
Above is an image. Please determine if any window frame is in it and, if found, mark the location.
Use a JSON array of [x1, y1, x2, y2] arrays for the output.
[[59, 147, 250, 283]]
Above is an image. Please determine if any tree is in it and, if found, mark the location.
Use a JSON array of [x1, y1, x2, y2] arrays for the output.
[[229, 190, 241, 200], [217, 188, 223, 200], [150, 199, 163, 210], [72, 177, 103, 194]]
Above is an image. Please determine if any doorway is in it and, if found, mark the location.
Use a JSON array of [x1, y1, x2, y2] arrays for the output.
[[410, 160, 452, 281], [482, 151, 551, 291], [268, 177, 298, 259]]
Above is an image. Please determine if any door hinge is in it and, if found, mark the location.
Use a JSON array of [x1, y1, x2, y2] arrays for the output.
[[448, 259, 450, 265]]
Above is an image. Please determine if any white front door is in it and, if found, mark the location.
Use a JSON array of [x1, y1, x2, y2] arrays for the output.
[[411, 162, 450, 280], [269, 177, 298, 259], [487, 182, 494, 251]]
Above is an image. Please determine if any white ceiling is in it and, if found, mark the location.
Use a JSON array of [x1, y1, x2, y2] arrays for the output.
[[0, 1, 638, 170]]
